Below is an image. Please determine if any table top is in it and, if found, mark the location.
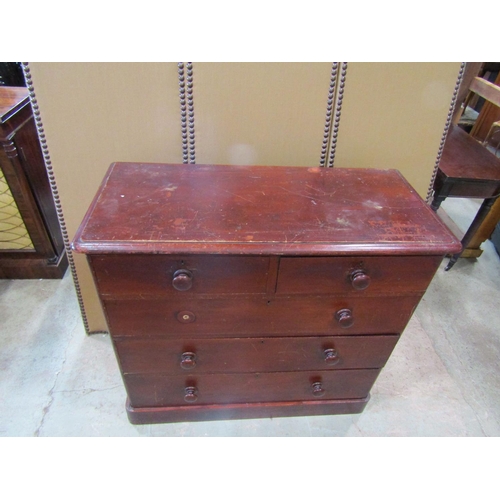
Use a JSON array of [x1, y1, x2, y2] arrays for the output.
[[0, 86, 29, 124], [73, 163, 461, 256], [440, 124, 500, 182]]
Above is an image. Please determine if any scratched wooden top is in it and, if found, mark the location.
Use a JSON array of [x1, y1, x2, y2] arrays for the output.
[[72, 163, 461, 255]]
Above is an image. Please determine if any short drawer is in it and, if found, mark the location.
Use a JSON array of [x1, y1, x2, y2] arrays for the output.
[[114, 335, 399, 375], [103, 295, 421, 337], [124, 369, 381, 407], [90, 254, 270, 296], [277, 256, 442, 295]]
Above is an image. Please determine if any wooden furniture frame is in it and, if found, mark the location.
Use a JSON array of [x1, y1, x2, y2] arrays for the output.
[[0, 86, 67, 278], [431, 76, 500, 270], [73, 163, 459, 424]]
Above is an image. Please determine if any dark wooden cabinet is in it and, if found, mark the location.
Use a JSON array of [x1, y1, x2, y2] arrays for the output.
[[73, 163, 460, 424], [0, 86, 67, 278]]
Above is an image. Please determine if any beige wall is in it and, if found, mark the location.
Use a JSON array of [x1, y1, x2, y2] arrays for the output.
[[335, 62, 462, 196], [29, 62, 461, 333], [194, 63, 332, 166]]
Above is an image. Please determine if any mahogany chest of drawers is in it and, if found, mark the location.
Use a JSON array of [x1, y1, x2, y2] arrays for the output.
[[73, 163, 460, 424]]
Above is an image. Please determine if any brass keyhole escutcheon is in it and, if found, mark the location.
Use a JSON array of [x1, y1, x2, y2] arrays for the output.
[[177, 310, 196, 323]]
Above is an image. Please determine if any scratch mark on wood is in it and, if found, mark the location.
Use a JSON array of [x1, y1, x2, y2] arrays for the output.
[[305, 183, 329, 195], [279, 186, 317, 201], [221, 189, 253, 203]]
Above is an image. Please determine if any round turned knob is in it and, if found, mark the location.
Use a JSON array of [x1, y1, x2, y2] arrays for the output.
[[324, 348, 340, 365], [180, 352, 196, 370], [335, 308, 354, 328], [172, 269, 193, 291], [312, 382, 325, 398], [350, 269, 371, 290], [184, 386, 198, 403]]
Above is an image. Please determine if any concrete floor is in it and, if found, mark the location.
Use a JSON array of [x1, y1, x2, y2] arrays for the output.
[[1, 197, 499, 437]]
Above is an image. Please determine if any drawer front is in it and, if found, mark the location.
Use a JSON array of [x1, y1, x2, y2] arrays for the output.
[[124, 369, 381, 407], [90, 254, 270, 296], [114, 335, 399, 375], [277, 256, 442, 295], [104, 295, 421, 337]]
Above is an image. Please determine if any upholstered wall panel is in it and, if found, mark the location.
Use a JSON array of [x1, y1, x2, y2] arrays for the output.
[[194, 62, 332, 166], [334, 62, 462, 197]]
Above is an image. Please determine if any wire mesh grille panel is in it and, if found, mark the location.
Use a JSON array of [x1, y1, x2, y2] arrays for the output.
[[0, 166, 34, 250]]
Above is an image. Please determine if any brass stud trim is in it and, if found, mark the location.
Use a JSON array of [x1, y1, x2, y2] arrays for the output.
[[21, 63, 104, 335], [327, 62, 348, 168], [320, 63, 338, 167], [186, 62, 196, 164], [178, 63, 189, 164]]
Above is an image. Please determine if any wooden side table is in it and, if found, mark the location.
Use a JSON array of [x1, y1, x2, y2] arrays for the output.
[[431, 125, 500, 270]]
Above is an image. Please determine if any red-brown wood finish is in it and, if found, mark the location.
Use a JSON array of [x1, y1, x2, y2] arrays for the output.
[[89, 254, 270, 296], [102, 295, 422, 337], [276, 255, 443, 295], [123, 369, 381, 407], [125, 397, 371, 424], [72, 162, 460, 424], [73, 163, 460, 256], [0, 86, 67, 279], [439, 125, 500, 184], [113, 335, 400, 374], [0, 87, 30, 122]]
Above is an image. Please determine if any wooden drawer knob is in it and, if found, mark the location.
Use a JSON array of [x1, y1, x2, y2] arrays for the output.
[[172, 269, 193, 291], [324, 348, 340, 365], [184, 386, 198, 403], [350, 269, 371, 290], [335, 308, 354, 328], [311, 381, 325, 397], [180, 352, 197, 370]]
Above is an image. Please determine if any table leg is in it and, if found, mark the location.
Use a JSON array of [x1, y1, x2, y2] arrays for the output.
[[446, 196, 497, 270], [431, 194, 446, 212]]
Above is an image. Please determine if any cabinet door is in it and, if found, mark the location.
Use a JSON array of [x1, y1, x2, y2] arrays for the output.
[[0, 138, 56, 259], [13, 114, 65, 254]]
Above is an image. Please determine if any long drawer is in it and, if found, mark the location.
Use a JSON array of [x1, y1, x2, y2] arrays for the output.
[[124, 369, 381, 407], [114, 335, 399, 375], [277, 255, 442, 295], [90, 254, 271, 296], [103, 295, 421, 337]]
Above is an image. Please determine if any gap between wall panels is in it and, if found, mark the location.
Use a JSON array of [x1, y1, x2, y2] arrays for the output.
[[324, 62, 348, 168]]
